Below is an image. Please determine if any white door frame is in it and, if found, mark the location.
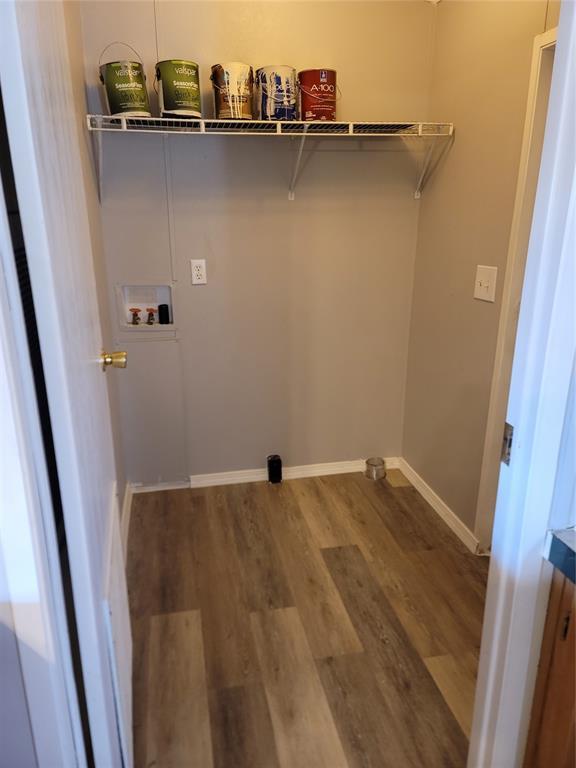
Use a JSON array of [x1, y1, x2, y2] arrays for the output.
[[468, 2, 575, 766], [474, 26, 557, 551]]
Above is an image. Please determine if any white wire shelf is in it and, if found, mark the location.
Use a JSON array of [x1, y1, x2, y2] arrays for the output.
[[86, 115, 454, 198], [87, 114, 453, 138]]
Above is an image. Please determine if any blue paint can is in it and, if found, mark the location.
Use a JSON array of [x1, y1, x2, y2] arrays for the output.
[[255, 65, 298, 120]]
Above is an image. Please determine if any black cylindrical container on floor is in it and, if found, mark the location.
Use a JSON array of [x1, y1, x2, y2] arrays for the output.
[[158, 303, 170, 324], [267, 454, 282, 484]]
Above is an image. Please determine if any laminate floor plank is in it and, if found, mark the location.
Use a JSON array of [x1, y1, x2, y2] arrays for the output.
[[352, 475, 434, 553], [225, 484, 295, 612], [126, 492, 155, 618], [400, 549, 482, 656], [441, 546, 490, 604], [396, 485, 471, 554], [209, 684, 281, 768], [259, 482, 363, 659], [368, 554, 449, 658], [146, 610, 213, 768], [424, 651, 479, 738], [353, 475, 463, 554], [193, 486, 261, 689], [127, 490, 200, 618], [323, 545, 469, 768], [402, 552, 478, 657], [416, 548, 486, 645], [132, 615, 150, 768], [385, 468, 412, 488], [250, 607, 349, 768], [289, 476, 361, 550], [317, 474, 406, 562], [317, 652, 413, 768]]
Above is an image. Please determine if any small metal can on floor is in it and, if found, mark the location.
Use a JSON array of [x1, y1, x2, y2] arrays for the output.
[[365, 457, 386, 481]]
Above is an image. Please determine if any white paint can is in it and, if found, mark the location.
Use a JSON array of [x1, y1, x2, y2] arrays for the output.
[[255, 65, 298, 120]]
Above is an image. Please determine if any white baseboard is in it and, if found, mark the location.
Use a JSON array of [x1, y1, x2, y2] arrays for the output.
[[189, 457, 400, 488], [190, 468, 267, 487], [131, 480, 191, 493], [124, 457, 480, 556], [398, 458, 480, 554], [120, 482, 133, 562]]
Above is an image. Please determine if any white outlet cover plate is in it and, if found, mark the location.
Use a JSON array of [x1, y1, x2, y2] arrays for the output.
[[474, 265, 497, 302], [190, 259, 207, 285]]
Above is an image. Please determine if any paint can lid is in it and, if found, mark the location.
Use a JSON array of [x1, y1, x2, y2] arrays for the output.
[[156, 59, 199, 67], [298, 68, 336, 75]]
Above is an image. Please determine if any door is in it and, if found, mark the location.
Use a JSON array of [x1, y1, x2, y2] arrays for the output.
[[469, 3, 575, 767], [0, 2, 130, 766]]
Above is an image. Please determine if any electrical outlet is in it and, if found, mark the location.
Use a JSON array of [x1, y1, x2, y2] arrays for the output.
[[190, 259, 207, 285]]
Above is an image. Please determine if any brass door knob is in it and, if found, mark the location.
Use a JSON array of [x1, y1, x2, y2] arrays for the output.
[[100, 351, 127, 371]]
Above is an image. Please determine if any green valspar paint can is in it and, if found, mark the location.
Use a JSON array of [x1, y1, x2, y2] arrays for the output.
[[98, 43, 150, 117], [156, 60, 201, 118]]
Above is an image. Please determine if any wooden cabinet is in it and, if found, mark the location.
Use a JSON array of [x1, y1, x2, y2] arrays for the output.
[[524, 570, 575, 768]]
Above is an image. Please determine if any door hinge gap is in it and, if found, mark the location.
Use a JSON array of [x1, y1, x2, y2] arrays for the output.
[[502, 422, 514, 465]]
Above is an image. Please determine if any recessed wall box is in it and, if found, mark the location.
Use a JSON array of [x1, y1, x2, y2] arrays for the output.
[[116, 285, 174, 331]]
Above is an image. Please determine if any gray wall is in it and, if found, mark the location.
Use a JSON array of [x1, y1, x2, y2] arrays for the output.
[[403, 1, 548, 531], [80, 1, 435, 482]]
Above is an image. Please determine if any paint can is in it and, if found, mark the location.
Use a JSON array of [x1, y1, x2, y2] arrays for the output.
[[255, 65, 298, 120], [298, 69, 337, 121], [211, 62, 254, 119], [155, 59, 201, 117], [365, 457, 386, 481], [99, 43, 150, 117]]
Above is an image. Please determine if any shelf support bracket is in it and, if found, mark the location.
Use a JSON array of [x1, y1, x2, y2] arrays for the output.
[[414, 132, 454, 199], [414, 143, 434, 199], [90, 128, 104, 202], [288, 126, 309, 200]]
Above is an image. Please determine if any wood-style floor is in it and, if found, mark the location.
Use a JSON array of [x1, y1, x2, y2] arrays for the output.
[[127, 470, 489, 768]]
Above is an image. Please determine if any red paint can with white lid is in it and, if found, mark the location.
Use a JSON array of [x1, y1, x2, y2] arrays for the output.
[[298, 69, 337, 121]]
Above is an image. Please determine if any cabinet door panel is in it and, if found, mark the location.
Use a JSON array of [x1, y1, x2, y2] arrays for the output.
[[524, 571, 575, 768]]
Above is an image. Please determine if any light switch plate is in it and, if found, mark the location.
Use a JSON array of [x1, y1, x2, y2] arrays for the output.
[[474, 265, 497, 302]]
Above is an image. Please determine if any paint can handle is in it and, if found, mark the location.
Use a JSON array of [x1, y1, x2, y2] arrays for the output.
[[258, 84, 297, 104], [210, 80, 252, 97], [98, 42, 145, 69]]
